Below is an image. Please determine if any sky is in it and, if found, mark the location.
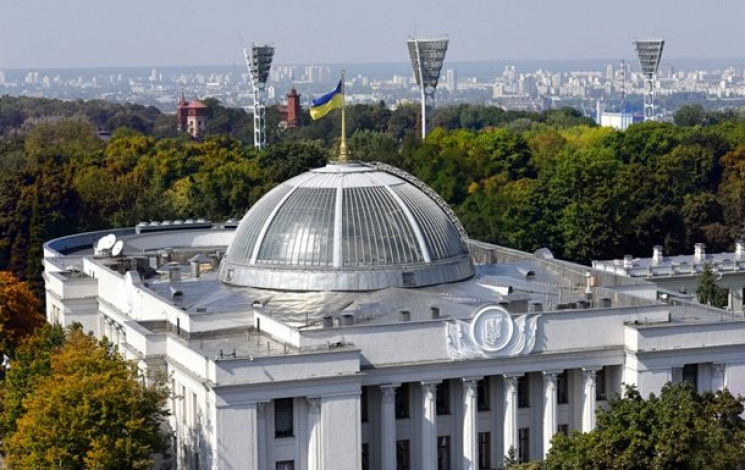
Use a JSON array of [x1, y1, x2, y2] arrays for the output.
[[1, 0, 742, 69]]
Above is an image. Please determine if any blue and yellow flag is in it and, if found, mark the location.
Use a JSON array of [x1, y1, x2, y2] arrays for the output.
[[310, 80, 343, 120]]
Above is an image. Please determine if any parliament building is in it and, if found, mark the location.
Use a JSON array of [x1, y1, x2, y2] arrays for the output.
[[43, 160, 745, 470]]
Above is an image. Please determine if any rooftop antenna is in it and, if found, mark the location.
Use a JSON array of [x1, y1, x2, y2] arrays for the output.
[[94, 234, 117, 256], [244, 43, 275, 149], [620, 59, 626, 111], [407, 36, 448, 139], [111, 240, 124, 257], [633, 39, 665, 121]]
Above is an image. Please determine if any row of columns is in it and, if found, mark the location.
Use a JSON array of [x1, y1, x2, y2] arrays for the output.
[[378, 370, 601, 469]]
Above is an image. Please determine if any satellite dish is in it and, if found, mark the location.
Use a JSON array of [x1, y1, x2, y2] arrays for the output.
[[111, 240, 124, 257], [99, 234, 117, 250]]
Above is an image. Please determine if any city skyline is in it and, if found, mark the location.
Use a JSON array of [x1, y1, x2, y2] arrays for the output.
[[1, 0, 743, 69]]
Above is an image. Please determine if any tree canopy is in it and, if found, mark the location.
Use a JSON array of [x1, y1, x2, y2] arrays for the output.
[[696, 263, 729, 308], [545, 383, 745, 470], [4, 98, 745, 299], [0, 271, 43, 354], [1, 326, 170, 469]]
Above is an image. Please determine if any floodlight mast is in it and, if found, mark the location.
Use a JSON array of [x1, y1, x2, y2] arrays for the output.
[[244, 44, 274, 149], [408, 37, 448, 139], [633, 39, 664, 122]]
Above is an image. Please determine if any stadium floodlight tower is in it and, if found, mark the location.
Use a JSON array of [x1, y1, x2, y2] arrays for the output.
[[633, 39, 665, 121], [408, 36, 448, 139], [244, 43, 275, 149]]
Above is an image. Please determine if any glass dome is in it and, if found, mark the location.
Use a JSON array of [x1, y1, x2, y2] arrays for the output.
[[219, 161, 474, 291]]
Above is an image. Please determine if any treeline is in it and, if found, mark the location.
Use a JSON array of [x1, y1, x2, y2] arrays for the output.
[[2, 98, 745, 295]]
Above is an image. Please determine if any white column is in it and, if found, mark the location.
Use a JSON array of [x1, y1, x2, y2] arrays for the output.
[[581, 368, 597, 433], [213, 403, 259, 470], [421, 381, 439, 470], [380, 384, 398, 470], [307, 397, 324, 470], [543, 371, 558, 458], [256, 402, 268, 470], [503, 375, 519, 458], [712, 363, 726, 392], [462, 377, 481, 470]]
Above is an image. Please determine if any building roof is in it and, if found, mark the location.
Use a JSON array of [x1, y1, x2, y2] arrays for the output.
[[185, 99, 207, 109], [219, 161, 474, 291]]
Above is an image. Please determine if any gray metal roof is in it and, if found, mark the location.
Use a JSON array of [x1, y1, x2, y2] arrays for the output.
[[219, 162, 474, 291]]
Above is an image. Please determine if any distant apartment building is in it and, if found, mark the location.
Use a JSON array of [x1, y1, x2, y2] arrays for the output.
[[445, 69, 458, 92]]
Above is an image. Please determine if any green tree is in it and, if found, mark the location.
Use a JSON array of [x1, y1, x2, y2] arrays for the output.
[[545, 383, 745, 470], [4, 328, 170, 469], [696, 263, 729, 308], [0, 324, 66, 437], [674, 104, 707, 127]]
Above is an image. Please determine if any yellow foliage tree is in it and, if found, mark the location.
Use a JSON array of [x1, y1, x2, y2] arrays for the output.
[[0, 271, 43, 353], [4, 329, 169, 469]]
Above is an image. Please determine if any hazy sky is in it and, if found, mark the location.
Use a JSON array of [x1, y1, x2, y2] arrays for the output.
[[1, 0, 741, 68]]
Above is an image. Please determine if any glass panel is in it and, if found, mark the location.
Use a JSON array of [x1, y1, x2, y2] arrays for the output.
[[518, 376, 530, 408], [276, 461, 294, 470], [478, 432, 490, 470], [227, 184, 291, 263], [393, 184, 465, 260], [557, 371, 569, 405], [477, 379, 490, 411], [518, 428, 529, 463], [396, 440, 410, 470], [257, 187, 336, 267], [436, 381, 450, 415], [395, 383, 410, 419], [342, 187, 422, 266], [274, 398, 293, 438], [437, 435, 451, 470]]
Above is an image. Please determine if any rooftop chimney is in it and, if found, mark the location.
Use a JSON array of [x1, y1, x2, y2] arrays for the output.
[[623, 255, 634, 269], [169, 266, 181, 283], [652, 245, 663, 265], [694, 243, 706, 262]]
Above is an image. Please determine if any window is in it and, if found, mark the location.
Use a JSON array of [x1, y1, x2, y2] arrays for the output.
[[436, 381, 450, 415], [518, 376, 530, 408], [180, 385, 186, 424], [478, 432, 491, 470], [437, 435, 451, 470], [557, 371, 569, 405], [361, 387, 369, 422], [477, 379, 490, 411], [558, 424, 569, 436], [191, 392, 198, 427], [274, 398, 293, 438], [276, 461, 294, 470], [361, 443, 370, 470], [518, 428, 530, 463], [395, 383, 410, 419], [682, 363, 698, 391], [396, 440, 410, 470], [595, 368, 607, 401]]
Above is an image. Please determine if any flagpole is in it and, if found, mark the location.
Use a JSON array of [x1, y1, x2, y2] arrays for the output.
[[339, 70, 348, 163]]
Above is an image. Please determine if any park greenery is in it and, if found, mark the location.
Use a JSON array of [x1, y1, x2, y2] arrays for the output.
[[0, 324, 170, 468], [3, 96, 745, 298], [543, 383, 745, 470], [2, 95, 745, 464]]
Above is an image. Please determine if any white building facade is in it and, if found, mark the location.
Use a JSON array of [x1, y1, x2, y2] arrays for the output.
[[43, 162, 745, 470]]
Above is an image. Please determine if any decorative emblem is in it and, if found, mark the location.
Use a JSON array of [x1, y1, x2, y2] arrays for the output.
[[472, 306, 513, 352], [446, 305, 540, 359]]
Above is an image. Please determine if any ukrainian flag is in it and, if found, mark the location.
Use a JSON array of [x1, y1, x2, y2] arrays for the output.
[[310, 80, 343, 120]]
